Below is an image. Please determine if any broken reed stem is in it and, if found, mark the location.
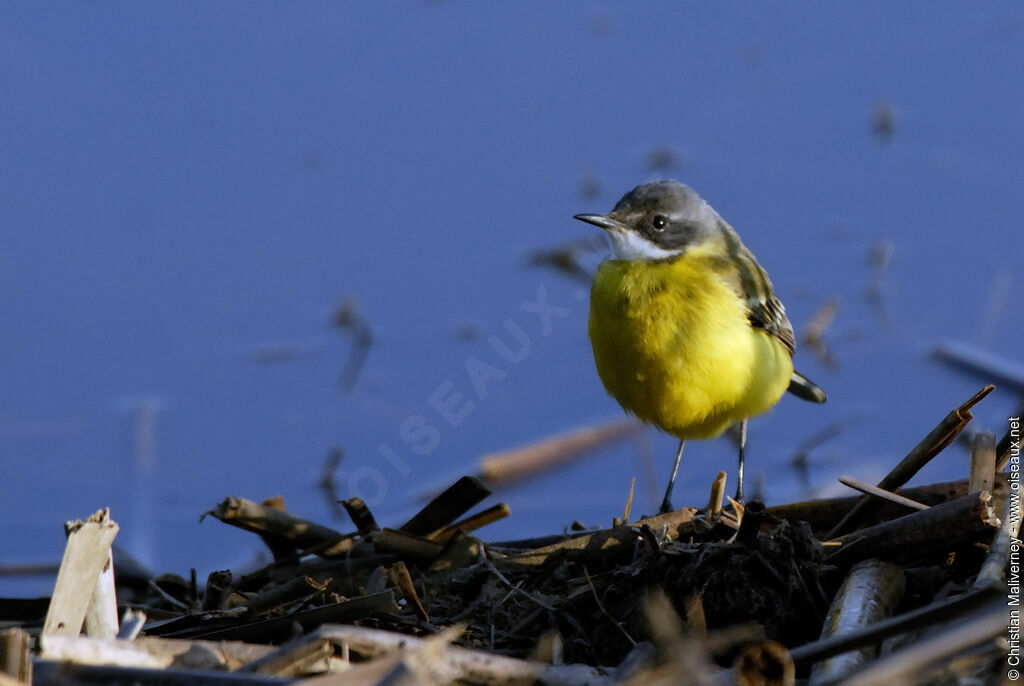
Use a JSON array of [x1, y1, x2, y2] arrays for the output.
[[400, 475, 491, 538], [204, 497, 355, 557], [44, 509, 120, 638], [257, 496, 297, 561], [37, 633, 276, 672], [236, 634, 333, 676], [768, 475, 1008, 535], [968, 431, 996, 494], [622, 477, 636, 524], [826, 491, 1001, 567], [388, 561, 429, 623], [497, 507, 698, 569], [372, 528, 444, 563], [313, 624, 609, 686], [340, 497, 380, 536], [790, 585, 1001, 666], [826, 385, 993, 539], [243, 575, 329, 616], [836, 601, 1008, 686], [974, 485, 1022, 590], [837, 476, 929, 511], [708, 471, 727, 519], [83, 548, 118, 639], [0, 628, 31, 683], [432, 504, 511, 543], [808, 560, 905, 684]]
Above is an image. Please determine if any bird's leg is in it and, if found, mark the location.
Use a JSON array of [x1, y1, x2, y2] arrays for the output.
[[735, 419, 748, 502], [660, 439, 686, 513]]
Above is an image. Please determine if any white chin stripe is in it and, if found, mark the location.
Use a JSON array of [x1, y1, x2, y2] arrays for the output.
[[606, 228, 681, 261]]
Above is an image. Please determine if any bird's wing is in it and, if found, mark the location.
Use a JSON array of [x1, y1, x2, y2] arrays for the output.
[[713, 221, 796, 356]]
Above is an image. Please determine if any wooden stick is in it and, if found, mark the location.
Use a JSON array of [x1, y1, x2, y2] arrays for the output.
[[235, 634, 333, 676], [116, 609, 146, 641], [477, 419, 641, 488], [83, 548, 118, 638], [837, 476, 929, 511], [768, 474, 1008, 535], [497, 507, 698, 569], [825, 385, 993, 539], [372, 528, 444, 563], [790, 585, 1001, 666], [808, 560, 904, 684], [257, 496, 298, 561], [622, 477, 636, 524], [836, 601, 1008, 686], [37, 634, 274, 671], [32, 661, 294, 686], [826, 491, 1001, 567], [968, 431, 996, 494], [432, 503, 511, 543], [931, 339, 1024, 392], [707, 472, 727, 519], [0, 628, 30, 683], [733, 500, 764, 545], [314, 624, 611, 686], [340, 497, 379, 536], [428, 530, 486, 574], [400, 475, 491, 538], [203, 497, 355, 558], [974, 484, 1022, 590], [44, 509, 120, 638], [172, 591, 400, 643], [388, 561, 429, 623], [302, 626, 464, 686], [242, 575, 328, 616], [202, 570, 233, 611]]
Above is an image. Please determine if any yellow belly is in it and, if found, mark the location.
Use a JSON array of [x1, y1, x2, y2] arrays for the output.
[[588, 251, 793, 440]]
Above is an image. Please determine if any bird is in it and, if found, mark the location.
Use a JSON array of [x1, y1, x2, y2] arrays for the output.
[[575, 180, 825, 512]]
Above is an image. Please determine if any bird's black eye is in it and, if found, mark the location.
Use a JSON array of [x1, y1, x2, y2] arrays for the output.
[[652, 215, 668, 231]]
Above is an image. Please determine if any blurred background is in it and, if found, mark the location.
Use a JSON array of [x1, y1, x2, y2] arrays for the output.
[[2, 2, 1021, 594]]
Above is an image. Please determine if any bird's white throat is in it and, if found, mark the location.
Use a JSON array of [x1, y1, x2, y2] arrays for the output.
[[606, 228, 682, 261]]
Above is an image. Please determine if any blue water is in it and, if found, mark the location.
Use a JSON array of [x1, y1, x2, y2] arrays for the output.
[[2, 2, 1021, 594]]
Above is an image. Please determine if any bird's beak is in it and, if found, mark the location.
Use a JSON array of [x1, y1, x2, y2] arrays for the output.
[[573, 213, 627, 232]]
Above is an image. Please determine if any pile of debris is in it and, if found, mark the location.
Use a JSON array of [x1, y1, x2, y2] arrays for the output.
[[0, 385, 1017, 685]]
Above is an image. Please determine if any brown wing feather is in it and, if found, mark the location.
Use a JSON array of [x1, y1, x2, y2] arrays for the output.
[[713, 220, 796, 356]]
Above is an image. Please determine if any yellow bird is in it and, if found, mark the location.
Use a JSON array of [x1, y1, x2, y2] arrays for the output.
[[575, 180, 825, 511]]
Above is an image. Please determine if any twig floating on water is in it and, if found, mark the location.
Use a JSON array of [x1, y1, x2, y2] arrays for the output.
[[477, 419, 642, 490], [332, 295, 373, 393]]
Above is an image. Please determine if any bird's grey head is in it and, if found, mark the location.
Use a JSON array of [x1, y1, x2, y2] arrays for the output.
[[574, 180, 720, 262]]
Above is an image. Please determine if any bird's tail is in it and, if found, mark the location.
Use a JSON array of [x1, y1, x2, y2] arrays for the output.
[[788, 371, 827, 403]]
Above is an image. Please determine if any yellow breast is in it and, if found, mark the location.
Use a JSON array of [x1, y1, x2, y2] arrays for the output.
[[588, 246, 793, 440]]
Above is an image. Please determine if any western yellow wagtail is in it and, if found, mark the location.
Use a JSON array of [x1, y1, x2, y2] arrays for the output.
[[576, 180, 825, 512]]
